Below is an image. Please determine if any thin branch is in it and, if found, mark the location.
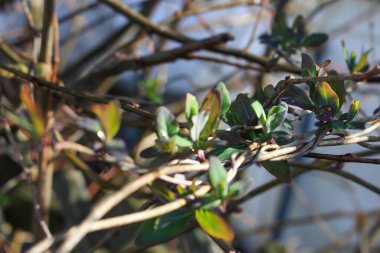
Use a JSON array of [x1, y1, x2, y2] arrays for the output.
[[99, 0, 299, 73], [0, 62, 156, 119], [91, 33, 234, 77], [305, 153, 380, 164]]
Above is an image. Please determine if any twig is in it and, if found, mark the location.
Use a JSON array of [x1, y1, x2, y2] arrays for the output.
[[38, 0, 55, 64], [99, 0, 299, 73], [91, 33, 234, 76], [28, 162, 209, 253], [0, 62, 156, 119], [264, 65, 380, 108], [305, 153, 380, 164]]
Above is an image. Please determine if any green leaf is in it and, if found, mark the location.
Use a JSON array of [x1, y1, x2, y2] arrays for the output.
[[185, 93, 199, 124], [302, 33, 328, 47], [173, 135, 193, 148], [195, 209, 234, 242], [315, 82, 340, 115], [265, 104, 288, 133], [261, 161, 291, 183], [156, 107, 179, 140], [139, 79, 163, 104], [353, 50, 370, 73], [5, 109, 35, 134], [301, 53, 317, 77], [191, 110, 210, 143], [224, 94, 255, 126], [91, 100, 122, 141], [328, 70, 346, 108], [251, 100, 267, 126], [216, 82, 231, 118], [135, 211, 193, 247], [348, 100, 360, 122], [209, 156, 228, 198], [227, 179, 253, 200], [207, 145, 246, 160], [281, 85, 314, 110], [199, 87, 222, 138]]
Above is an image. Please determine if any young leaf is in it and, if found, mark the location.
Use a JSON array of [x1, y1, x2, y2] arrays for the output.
[[328, 70, 346, 108], [156, 107, 179, 140], [348, 100, 360, 122], [353, 50, 370, 73], [19, 84, 45, 137], [138, 79, 163, 104], [199, 87, 222, 139], [302, 33, 328, 47], [261, 161, 291, 183], [216, 82, 231, 118], [190, 110, 210, 143], [195, 209, 234, 242], [209, 156, 228, 198], [301, 53, 317, 77], [265, 104, 288, 133], [91, 100, 122, 141], [280, 85, 314, 110], [251, 100, 267, 126], [135, 211, 192, 247], [185, 93, 199, 124], [315, 82, 340, 115]]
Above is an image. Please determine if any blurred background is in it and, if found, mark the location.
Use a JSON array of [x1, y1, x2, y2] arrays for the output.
[[1, 0, 380, 252]]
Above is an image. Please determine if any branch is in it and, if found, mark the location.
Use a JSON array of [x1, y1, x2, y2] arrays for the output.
[[28, 162, 209, 253], [99, 0, 299, 73], [0, 63, 156, 119], [305, 153, 380, 164], [264, 65, 380, 108], [91, 33, 234, 77]]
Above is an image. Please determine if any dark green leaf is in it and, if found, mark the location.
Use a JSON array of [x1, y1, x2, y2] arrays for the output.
[[301, 53, 317, 77], [207, 145, 246, 160], [225, 94, 255, 126], [302, 33, 328, 47], [209, 156, 228, 198], [135, 211, 192, 247], [315, 82, 340, 115], [195, 209, 234, 242], [261, 161, 291, 183], [331, 120, 347, 129], [281, 85, 314, 110]]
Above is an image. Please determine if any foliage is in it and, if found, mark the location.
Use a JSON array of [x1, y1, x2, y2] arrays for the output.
[[0, 1, 379, 253]]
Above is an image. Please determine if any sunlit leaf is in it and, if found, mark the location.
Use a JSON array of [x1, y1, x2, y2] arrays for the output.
[[261, 161, 291, 183], [353, 50, 370, 73], [315, 82, 340, 115], [195, 209, 234, 242], [135, 211, 193, 247], [191, 110, 209, 143], [185, 93, 199, 124], [209, 156, 228, 198], [199, 87, 222, 139], [19, 84, 45, 137], [328, 70, 346, 108], [251, 100, 267, 126], [91, 100, 122, 141], [302, 33, 328, 47], [348, 100, 360, 122]]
